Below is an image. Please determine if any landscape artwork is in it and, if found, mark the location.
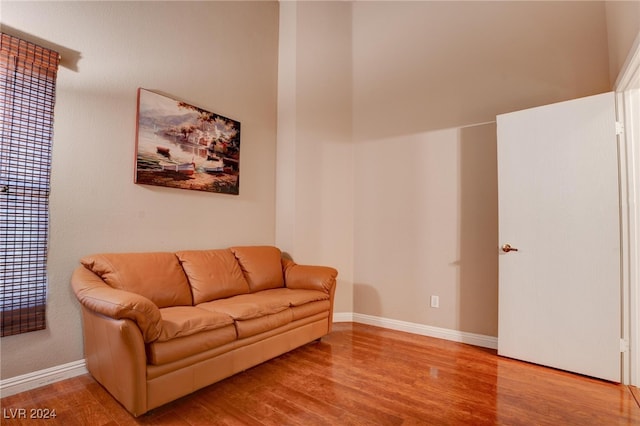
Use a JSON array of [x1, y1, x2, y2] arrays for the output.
[[135, 89, 240, 195]]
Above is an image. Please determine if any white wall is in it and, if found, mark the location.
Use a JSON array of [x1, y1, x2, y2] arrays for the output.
[[1, 1, 279, 379]]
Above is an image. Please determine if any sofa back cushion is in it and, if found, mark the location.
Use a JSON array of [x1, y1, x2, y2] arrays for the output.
[[80, 252, 192, 308], [176, 249, 251, 304], [230, 246, 284, 292]]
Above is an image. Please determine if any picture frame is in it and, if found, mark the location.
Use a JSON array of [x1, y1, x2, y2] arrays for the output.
[[134, 88, 241, 195]]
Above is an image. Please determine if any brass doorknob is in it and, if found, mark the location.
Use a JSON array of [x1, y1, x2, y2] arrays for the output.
[[502, 244, 519, 253]]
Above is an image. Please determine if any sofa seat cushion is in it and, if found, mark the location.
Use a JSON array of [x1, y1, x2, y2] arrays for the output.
[[176, 249, 250, 304], [196, 288, 330, 339], [147, 325, 237, 365], [266, 287, 330, 321], [198, 296, 294, 340], [80, 252, 192, 308], [157, 306, 234, 342], [291, 300, 331, 321], [234, 309, 293, 339], [256, 288, 330, 306], [196, 293, 290, 320]]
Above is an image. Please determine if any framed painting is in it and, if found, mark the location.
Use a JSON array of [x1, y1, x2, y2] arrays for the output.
[[134, 88, 241, 195]]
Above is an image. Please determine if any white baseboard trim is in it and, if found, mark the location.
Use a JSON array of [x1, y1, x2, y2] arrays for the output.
[[0, 360, 88, 398], [334, 311, 498, 350], [333, 312, 354, 323]]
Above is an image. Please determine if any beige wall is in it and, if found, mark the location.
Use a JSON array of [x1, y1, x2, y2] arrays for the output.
[[350, 1, 610, 337], [278, 1, 611, 338], [352, 1, 611, 141], [276, 1, 355, 313], [606, 1, 640, 86], [354, 124, 498, 334], [1, 1, 279, 379]]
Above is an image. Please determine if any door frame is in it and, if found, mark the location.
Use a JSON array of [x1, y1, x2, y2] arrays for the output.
[[614, 32, 640, 386]]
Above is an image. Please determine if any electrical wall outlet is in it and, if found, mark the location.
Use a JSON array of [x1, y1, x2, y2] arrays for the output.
[[430, 295, 439, 308]]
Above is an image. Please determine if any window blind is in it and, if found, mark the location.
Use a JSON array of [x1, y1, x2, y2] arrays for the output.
[[0, 33, 60, 337]]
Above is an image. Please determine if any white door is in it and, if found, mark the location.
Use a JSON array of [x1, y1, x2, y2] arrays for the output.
[[497, 92, 621, 382]]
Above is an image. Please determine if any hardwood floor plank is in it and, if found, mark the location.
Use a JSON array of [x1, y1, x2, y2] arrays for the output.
[[1, 322, 638, 425], [631, 386, 640, 409]]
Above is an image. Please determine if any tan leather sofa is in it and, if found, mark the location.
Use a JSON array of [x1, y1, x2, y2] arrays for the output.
[[70, 246, 337, 417]]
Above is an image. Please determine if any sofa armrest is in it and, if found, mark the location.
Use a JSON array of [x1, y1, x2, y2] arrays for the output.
[[81, 309, 148, 416], [283, 259, 338, 294], [71, 266, 162, 343]]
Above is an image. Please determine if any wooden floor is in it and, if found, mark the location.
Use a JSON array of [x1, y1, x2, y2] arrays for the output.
[[2, 322, 639, 425]]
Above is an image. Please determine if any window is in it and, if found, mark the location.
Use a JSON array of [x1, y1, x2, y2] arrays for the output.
[[0, 33, 60, 337]]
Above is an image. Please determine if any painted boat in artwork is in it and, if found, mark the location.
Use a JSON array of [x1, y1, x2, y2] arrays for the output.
[[160, 162, 195, 175], [156, 146, 171, 157], [202, 157, 224, 173]]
